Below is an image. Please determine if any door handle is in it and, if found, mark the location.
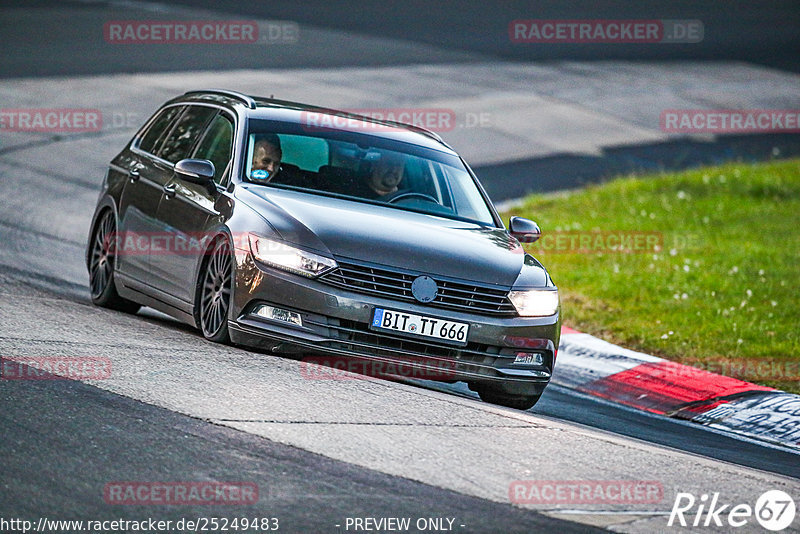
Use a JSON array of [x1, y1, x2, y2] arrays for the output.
[[128, 169, 140, 182], [163, 184, 177, 199]]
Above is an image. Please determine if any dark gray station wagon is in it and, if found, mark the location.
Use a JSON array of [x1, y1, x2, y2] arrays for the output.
[[87, 90, 560, 409]]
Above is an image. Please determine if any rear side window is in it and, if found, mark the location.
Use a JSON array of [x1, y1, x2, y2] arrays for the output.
[[192, 113, 235, 184], [138, 106, 183, 155], [158, 106, 217, 164]]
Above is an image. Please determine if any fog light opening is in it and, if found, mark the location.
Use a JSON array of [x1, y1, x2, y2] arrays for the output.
[[513, 352, 544, 366], [254, 305, 302, 327]]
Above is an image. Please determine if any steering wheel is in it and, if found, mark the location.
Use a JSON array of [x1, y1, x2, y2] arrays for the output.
[[385, 191, 439, 204]]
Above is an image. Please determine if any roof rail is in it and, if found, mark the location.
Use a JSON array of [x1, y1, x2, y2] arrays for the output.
[[385, 120, 446, 145], [183, 89, 257, 109]]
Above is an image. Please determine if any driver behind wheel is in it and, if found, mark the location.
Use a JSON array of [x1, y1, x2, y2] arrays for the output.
[[357, 152, 406, 200]]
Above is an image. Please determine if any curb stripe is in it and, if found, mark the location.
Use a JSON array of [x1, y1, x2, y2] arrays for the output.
[[577, 360, 773, 415], [557, 326, 800, 450]]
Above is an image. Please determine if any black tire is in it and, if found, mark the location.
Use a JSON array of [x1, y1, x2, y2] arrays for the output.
[[477, 387, 541, 410], [88, 210, 141, 313], [197, 237, 233, 343]]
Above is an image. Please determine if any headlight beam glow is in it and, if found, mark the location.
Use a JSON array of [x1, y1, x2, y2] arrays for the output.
[[248, 234, 337, 278]]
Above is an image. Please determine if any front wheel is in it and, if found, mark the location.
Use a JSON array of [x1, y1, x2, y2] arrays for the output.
[[88, 210, 141, 313], [477, 387, 542, 410], [197, 238, 233, 343]]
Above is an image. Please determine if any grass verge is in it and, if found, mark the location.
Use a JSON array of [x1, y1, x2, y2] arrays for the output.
[[503, 159, 800, 393]]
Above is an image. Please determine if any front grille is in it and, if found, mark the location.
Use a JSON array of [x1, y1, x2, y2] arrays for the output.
[[319, 259, 517, 316]]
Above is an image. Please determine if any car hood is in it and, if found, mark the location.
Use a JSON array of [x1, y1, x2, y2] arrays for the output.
[[241, 186, 541, 286]]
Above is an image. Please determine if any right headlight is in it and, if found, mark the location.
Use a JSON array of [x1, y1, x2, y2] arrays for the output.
[[248, 234, 337, 278], [508, 289, 559, 317]]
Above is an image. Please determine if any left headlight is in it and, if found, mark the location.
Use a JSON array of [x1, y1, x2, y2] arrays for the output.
[[248, 234, 337, 278], [508, 289, 559, 317]]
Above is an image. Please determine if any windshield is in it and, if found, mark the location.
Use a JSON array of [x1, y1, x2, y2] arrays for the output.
[[244, 122, 496, 225]]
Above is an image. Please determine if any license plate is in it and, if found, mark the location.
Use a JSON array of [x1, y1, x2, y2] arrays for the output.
[[371, 308, 469, 346]]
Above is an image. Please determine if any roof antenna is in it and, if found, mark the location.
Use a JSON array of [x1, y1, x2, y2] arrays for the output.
[[270, 94, 274, 99]]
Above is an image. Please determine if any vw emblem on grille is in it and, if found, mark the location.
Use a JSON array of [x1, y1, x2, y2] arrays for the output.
[[411, 276, 438, 303]]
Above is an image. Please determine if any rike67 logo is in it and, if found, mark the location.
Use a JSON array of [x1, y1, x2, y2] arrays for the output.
[[668, 490, 796, 531]]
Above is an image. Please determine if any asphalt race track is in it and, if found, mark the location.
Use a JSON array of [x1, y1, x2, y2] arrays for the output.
[[1, 1, 799, 533]]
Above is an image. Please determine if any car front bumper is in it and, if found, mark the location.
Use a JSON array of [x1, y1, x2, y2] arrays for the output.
[[228, 252, 560, 396]]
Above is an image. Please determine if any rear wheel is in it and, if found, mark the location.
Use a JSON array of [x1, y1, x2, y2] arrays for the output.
[[477, 387, 541, 410], [198, 238, 233, 343], [88, 210, 141, 313]]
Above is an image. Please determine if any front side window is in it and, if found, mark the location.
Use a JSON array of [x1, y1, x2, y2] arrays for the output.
[[158, 106, 217, 164], [192, 113, 234, 184], [243, 123, 495, 225]]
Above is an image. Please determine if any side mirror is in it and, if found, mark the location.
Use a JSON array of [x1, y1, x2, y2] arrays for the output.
[[175, 159, 215, 186], [509, 216, 541, 243]]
